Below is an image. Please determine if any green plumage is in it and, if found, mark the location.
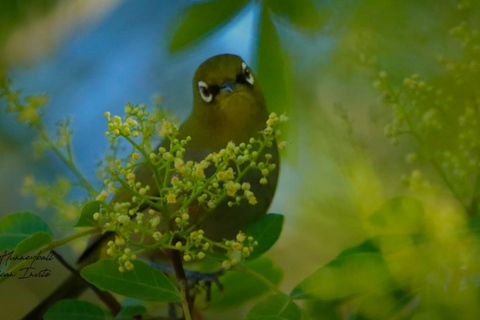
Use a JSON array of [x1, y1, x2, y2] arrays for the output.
[[114, 53, 279, 240]]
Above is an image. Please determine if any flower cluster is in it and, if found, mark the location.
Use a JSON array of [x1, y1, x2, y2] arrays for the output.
[[93, 106, 286, 271], [372, 2, 480, 211], [0, 74, 48, 125], [1, 69, 286, 272], [21, 175, 80, 221]]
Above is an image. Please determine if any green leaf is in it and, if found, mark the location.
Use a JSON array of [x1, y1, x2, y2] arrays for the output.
[[44, 299, 110, 320], [14, 231, 53, 256], [247, 293, 302, 320], [75, 201, 100, 227], [257, 2, 295, 148], [367, 197, 425, 236], [266, 0, 324, 31], [291, 240, 392, 300], [169, 0, 248, 52], [115, 305, 147, 320], [246, 214, 284, 260], [211, 257, 283, 309], [0, 212, 52, 251], [80, 259, 181, 302]]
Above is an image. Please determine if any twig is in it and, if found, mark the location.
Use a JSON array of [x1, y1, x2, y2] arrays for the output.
[[36, 124, 98, 198], [169, 250, 192, 320], [51, 251, 122, 316]]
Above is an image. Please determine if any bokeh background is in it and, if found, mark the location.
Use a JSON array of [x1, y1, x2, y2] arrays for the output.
[[1, 0, 480, 319]]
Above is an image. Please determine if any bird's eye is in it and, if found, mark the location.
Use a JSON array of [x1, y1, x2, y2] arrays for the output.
[[198, 81, 213, 103], [242, 62, 254, 85]]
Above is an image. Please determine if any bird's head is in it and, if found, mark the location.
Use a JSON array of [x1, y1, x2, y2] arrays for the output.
[[191, 54, 267, 131]]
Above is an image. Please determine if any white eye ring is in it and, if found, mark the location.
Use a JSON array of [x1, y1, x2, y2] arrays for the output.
[[242, 62, 254, 85], [198, 81, 213, 103]]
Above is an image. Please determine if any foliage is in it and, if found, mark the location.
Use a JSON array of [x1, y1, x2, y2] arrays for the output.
[[0, 0, 58, 54], [0, 73, 296, 319], [3, 0, 480, 319], [295, 2, 480, 319]]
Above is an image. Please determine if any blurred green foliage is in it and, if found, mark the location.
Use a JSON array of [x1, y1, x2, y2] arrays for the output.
[[3, 0, 480, 319], [0, 0, 58, 53]]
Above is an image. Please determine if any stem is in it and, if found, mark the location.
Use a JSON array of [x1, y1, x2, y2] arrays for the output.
[[36, 124, 98, 198], [1, 228, 100, 284], [394, 99, 466, 208], [52, 251, 122, 315], [184, 160, 255, 235], [124, 135, 164, 197], [170, 250, 192, 320], [117, 179, 164, 211]]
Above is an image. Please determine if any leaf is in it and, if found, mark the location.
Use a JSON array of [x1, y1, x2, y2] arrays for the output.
[[247, 293, 302, 320], [14, 231, 53, 256], [266, 0, 324, 31], [44, 299, 110, 320], [367, 197, 425, 236], [211, 257, 283, 309], [80, 259, 181, 302], [0, 212, 52, 251], [291, 240, 392, 300], [74, 201, 100, 227], [246, 214, 284, 260], [115, 305, 147, 320], [257, 4, 292, 117], [169, 0, 248, 52]]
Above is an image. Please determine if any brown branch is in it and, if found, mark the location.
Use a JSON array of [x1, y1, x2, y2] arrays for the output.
[[52, 251, 122, 316], [169, 249, 193, 320]]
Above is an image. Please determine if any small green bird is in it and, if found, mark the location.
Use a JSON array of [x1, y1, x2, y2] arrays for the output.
[[23, 53, 279, 319]]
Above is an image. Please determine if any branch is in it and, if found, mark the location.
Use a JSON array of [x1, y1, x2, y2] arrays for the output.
[[169, 249, 192, 320], [51, 251, 122, 316]]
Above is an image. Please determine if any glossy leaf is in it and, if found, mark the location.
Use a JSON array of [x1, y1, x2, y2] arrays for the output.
[[211, 257, 283, 309], [44, 299, 110, 320], [246, 214, 284, 260], [291, 240, 392, 300], [0, 212, 52, 251], [115, 305, 147, 320], [13, 231, 53, 256], [170, 0, 248, 52], [74, 201, 100, 227], [80, 259, 181, 302], [266, 0, 323, 31], [247, 293, 302, 320]]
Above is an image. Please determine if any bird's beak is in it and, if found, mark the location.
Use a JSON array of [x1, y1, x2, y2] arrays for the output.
[[220, 81, 236, 95]]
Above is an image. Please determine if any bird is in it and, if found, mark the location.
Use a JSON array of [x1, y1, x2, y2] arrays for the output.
[[23, 53, 280, 319]]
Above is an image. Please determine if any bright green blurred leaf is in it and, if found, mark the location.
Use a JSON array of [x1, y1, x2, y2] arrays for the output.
[[266, 0, 323, 31], [44, 299, 110, 320], [247, 293, 302, 320], [291, 240, 392, 300], [114, 305, 147, 320], [257, 4, 294, 123], [13, 231, 52, 256], [80, 259, 181, 302], [367, 197, 425, 235], [211, 257, 283, 309], [0, 211, 52, 251], [169, 0, 248, 52], [246, 213, 284, 260], [74, 201, 100, 227]]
